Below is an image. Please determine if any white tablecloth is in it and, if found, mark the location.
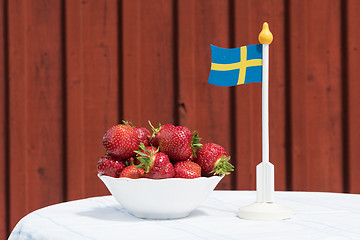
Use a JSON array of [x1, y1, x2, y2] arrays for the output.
[[8, 191, 360, 240]]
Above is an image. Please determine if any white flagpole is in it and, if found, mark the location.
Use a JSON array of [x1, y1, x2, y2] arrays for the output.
[[262, 43, 270, 165], [256, 41, 275, 203], [238, 22, 292, 220]]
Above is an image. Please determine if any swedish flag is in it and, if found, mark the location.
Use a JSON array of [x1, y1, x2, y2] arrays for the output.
[[208, 44, 263, 87]]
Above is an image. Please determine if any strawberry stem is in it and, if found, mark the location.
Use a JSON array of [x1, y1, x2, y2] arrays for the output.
[[122, 120, 134, 128], [134, 143, 156, 173], [210, 155, 234, 175], [148, 121, 162, 144], [191, 131, 202, 157]]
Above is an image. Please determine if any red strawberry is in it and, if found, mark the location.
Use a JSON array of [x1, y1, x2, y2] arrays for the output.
[[102, 124, 140, 160], [119, 165, 145, 179], [159, 126, 202, 162], [148, 121, 175, 147], [196, 143, 234, 176], [122, 120, 151, 146], [135, 143, 175, 179], [97, 156, 126, 178], [134, 127, 151, 146], [174, 161, 201, 179]]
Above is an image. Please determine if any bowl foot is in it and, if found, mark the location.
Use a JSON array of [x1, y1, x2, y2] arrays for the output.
[[132, 211, 191, 220]]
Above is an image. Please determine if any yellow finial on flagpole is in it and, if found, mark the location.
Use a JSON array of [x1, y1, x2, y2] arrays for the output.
[[259, 22, 273, 44]]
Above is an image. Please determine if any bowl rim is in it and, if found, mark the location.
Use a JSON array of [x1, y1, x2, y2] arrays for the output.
[[97, 173, 224, 182]]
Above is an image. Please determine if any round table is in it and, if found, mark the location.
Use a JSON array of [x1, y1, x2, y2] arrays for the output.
[[8, 191, 360, 240]]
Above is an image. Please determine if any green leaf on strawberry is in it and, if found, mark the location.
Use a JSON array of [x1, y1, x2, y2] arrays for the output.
[[210, 155, 234, 175], [191, 131, 202, 157], [134, 143, 158, 173]]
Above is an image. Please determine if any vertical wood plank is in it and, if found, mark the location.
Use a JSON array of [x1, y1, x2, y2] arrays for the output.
[[7, 0, 26, 230], [65, 0, 85, 201], [66, 0, 120, 200], [178, 0, 232, 189], [234, 0, 287, 191], [8, 0, 64, 229], [122, 0, 175, 128], [0, 0, 8, 237], [346, 0, 360, 194], [289, 0, 343, 192]]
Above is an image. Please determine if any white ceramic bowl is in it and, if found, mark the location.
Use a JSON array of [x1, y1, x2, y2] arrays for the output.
[[98, 174, 224, 219]]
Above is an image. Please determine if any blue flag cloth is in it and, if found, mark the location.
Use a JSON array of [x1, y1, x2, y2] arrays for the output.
[[208, 44, 263, 87]]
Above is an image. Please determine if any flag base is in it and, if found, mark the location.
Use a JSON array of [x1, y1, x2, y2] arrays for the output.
[[238, 202, 292, 221]]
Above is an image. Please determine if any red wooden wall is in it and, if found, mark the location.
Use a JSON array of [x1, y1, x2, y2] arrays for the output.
[[1, 0, 360, 237]]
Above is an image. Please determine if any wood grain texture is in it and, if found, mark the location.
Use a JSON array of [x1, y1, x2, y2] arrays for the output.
[[346, 0, 360, 194], [178, 0, 232, 189], [8, 0, 64, 229], [65, 0, 86, 201], [0, 0, 8, 237], [2, 0, 360, 235], [289, 0, 343, 192], [122, 0, 175, 128], [65, 0, 120, 200], [234, 0, 287, 191], [7, 0, 27, 230]]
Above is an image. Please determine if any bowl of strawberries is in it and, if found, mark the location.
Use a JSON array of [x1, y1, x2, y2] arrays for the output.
[[97, 121, 234, 219]]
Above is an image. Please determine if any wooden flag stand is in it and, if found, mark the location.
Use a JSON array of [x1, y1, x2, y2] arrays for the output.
[[237, 23, 292, 221]]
